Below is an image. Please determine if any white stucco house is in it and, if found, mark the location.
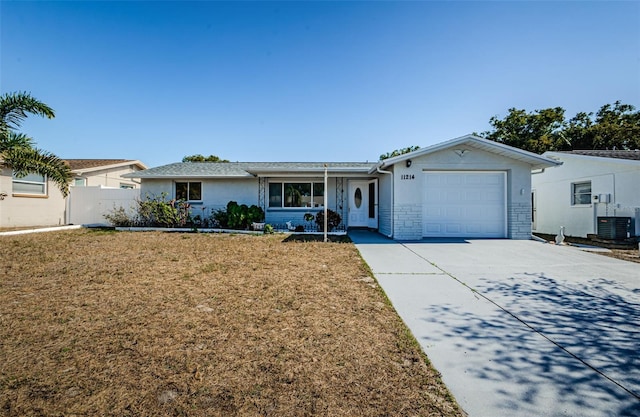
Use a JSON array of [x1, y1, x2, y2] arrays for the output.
[[0, 159, 146, 228], [127, 135, 560, 240], [532, 150, 640, 239]]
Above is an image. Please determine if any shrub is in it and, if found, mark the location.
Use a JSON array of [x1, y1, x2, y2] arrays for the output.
[[315, 209, 342, 232], [136, 193, 191, 227], [103, 193, 191, 228], [211, 201, 265, 230], [103, 206, 134, 227], [263, 224, 274, 234]]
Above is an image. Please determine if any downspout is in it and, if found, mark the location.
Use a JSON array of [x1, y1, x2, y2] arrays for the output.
[[377, 166, 393, 238]]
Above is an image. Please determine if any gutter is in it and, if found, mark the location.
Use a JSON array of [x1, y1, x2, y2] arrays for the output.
[[376, 166, 393, 238]]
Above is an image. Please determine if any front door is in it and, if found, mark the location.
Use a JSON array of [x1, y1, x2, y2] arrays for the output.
[[348, 180, 377, 228]]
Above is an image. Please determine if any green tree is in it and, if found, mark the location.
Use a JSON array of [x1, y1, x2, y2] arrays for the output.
[[0, 92, 72, 195], [182, 154, 229, 162], [480, 102, 640, 153], [479, 107, 567, 154], [379, 145, 420, 161], [558, 103, 640, 151]]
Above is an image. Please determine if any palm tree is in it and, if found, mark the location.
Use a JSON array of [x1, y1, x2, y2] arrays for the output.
[[0, 92, 72, 196]]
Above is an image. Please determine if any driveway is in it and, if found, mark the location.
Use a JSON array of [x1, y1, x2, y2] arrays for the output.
[[349, 230, 640, 417]]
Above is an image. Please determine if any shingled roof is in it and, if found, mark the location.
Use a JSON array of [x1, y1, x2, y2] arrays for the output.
[[65, 159, 147, 172], [559, 150, 640, 161], [124, 162, 377, 179]]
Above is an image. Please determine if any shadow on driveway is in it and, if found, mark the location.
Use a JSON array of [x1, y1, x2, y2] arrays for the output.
[[422, 272, 640, 416]]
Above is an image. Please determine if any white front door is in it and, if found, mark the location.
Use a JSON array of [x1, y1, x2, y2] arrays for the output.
[[348, 181, 369, 227]]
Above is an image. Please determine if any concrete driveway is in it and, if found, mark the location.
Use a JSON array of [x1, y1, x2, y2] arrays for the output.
[[349, 230, 640, 417]]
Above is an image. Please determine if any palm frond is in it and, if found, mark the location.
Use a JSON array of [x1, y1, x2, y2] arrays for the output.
[[0, 131, 35, 153], [4, 147, 72, 197], [0, 91, 55, 133]]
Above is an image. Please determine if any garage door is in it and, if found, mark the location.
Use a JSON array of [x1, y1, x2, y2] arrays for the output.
[[423, 171, 506, 238]]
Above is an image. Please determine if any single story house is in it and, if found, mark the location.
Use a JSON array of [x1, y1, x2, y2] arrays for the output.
[[66, 159, 147, 189], [0, 159, 146, 228], [126, 135, 560, 240], [532, 150, 640, 239]]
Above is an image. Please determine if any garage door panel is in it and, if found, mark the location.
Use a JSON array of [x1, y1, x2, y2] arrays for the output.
[[466, 190, 483, 201], [425, 223, 443, 234], [446, 207, 463, 218], [446, 175, 463, 185], [466, 224, 482, 234], [485, 190, 503, 202], [446, 224, 462, 234], [423, 172, 506, 238]]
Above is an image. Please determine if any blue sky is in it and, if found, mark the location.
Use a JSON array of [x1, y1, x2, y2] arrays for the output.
[[1, 1, 638, 167]]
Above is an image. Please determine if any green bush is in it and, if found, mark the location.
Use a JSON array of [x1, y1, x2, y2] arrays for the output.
[[137, 193, 191, 227], [315, 209, 342, 232], [103, 193, 192, 228], [211, 201, 265, 230]]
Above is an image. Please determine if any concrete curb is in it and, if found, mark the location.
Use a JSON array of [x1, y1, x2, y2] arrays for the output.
[[0, 225, 83, 237]]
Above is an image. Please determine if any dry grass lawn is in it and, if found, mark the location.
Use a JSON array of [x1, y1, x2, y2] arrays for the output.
[[0, 230, 462, 416]]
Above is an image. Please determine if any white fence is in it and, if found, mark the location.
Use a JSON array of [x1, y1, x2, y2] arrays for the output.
[[67, 186, 139, 226]]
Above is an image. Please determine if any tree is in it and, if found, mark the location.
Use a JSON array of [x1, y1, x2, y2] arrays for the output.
[[0, 92, 72, 196], [584, 101, 640, 150], [479, 107, 567, 154], [480, 102, 640, 154], [379, 146, 420, 161], [182, 154, 229, 162]]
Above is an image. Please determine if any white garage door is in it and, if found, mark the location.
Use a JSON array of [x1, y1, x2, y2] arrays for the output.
[[423, 171, 506, 238]]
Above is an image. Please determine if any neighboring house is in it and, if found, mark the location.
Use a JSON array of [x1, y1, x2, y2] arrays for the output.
[[126, 135, 559, 240], [66, 159, 147, 189], [0, 159, 146, 228], [532, 150, 640, 239]]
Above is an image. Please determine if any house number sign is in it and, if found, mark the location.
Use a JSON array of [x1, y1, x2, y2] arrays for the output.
[[401, 174, 415, 180]]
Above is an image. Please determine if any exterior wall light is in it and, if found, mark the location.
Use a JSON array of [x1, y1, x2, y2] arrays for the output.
[[406, 160, 412, 168]]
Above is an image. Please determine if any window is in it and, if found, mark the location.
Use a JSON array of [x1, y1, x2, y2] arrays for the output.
[[368, 182, 376, 219], [12, 172, 47, 195], [268, 183, 282, 207], [572, 181, 591, 205], [268, 182, 324, 208], [74, 178, 86, 187], [120, 183, 135, 189], [176, 181, 202, 201]]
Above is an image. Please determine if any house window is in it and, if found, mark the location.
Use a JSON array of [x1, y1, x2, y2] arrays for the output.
[[176, 181, 202, 201], [120, 183, 135, 189], [268, 182, 324, 208], [572, 181, 591, 205], [12, 172, 47, 195], [74, 178, 86, 187], [268, 183, 282, 207]]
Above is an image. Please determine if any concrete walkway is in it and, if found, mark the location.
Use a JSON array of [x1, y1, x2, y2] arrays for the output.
[[349, 230, 640, 417]]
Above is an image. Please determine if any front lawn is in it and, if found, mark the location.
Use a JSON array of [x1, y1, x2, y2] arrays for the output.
[[0, 230, 462, 416]]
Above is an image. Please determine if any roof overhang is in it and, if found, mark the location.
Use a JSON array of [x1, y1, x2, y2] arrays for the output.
[[72, 160, 147, 175], [543, 151, 640, 166], [370, 134, 563, 173], [124, 162, 377, 179]]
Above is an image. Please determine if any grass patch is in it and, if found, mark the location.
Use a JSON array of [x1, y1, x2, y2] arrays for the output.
[[0, 230, 462, 416]]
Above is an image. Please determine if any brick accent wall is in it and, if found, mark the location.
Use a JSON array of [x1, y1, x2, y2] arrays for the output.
[[393, 203, 422, 240], [508, 201, 532, 239]]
